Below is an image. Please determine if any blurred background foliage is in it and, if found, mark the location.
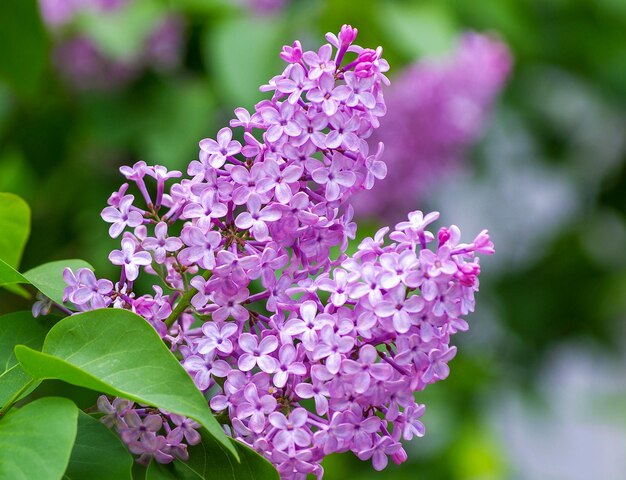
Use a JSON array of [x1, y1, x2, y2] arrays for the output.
[[1, 0, 625, 478]]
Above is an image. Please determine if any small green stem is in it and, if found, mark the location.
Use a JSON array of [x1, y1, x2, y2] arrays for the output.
[[0, 378, 36, 418], [164, 269, 212, 328]]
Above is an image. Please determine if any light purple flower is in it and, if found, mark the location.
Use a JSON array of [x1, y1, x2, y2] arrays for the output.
[[306, 72, 349, 116], [181, 191, 228, 229], [63, 267, 114, 310], [342, 344, 392, 393], [257, 159, 303, 204], [142, 222, 182, 264], [178, 225, 221, 269], [212, 289, 250, 322], [312, 325, 355, 374], [235, 195, 282, 241], [311, 154, 357, 201], [169, 414, 202, 446], [199, 127, 242, 169], [183, 352, 231, 391], [120, 411, 163, 443], [275, 64, 316, 104], [295, 377, 329, 415], [236, 384, 277, 433], [374, 286, 424, 334], [197, 322, 238, 355], [422, 346, 457, 382], [317, 268, 350, 307], [400, 403, 426, 441], [269, 408, 311, 450], [356, 436, 403, 471], [260, 101, 302, 143], [101, 195, 144, 238], [282, 301, 333, 351], [108, 237, 152, 281], [237, 333, 278, 373], [302, 44, 335, 80], [273, 344, 306, 388]]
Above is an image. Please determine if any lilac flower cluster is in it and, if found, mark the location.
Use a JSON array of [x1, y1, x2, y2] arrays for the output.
[[353, 33, 511, 222], [55, 26, 494, 478], [39, 0, 185, 90], [97, 395, 201, 465]]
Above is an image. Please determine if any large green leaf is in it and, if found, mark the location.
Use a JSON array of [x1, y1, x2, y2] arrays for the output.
[[0, 311, 50, 409], [0, 257, 28, 287], [15, 308, 238, 460], [23, 259, 94, 306], [0, 192, 30, 269], [146, 432, 279, 480], [0, 397, 78, 480], [65, 411, 133, 480], [0, 0, 47, 98], [3, 283, 31, 299], [207, 16, 286, 109], [0, 257, 94, 302]]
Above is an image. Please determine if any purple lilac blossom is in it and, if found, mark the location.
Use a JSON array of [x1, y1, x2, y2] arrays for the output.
[[55, 25, 494, 478], [352, 32, 512, 222], [39, 0, 185, 91], [96, 395, 201, 465]]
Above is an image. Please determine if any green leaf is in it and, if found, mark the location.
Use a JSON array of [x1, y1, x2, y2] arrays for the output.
[[15, 308, 238, 460], [207, 16, 286, 109], [0, 311, 49, 409], [65, 411, 133, 480], [3, 283, 31, 299], [0, 397, 78, 480], [145, 431, 279, 480], [0, 257, 29, 287], [23, 259, 94, 306], [0, 192, 30, 269], [0, 0, 47, 98]]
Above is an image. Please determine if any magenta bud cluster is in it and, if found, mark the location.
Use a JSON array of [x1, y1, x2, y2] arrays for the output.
[[54, 25, 494, 479]]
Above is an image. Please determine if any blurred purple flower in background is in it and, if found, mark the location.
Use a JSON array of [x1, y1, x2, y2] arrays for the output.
[[353, 33, 512, 222], [39, 0, 126, 25], [243, 0, 287, 16], [39, 0, 185, 91]]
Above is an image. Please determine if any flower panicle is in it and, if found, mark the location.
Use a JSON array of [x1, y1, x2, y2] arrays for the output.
[[51, 25, 494, 479]]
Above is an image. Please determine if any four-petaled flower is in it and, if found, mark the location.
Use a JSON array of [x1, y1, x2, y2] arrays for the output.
[[237, 333, 279, 373], [199, 127, 242, 168], [269, 408, 311, 450], [108, 237, 152, 281], [101, 194, 144, 238], [142, 222, 182, 264]]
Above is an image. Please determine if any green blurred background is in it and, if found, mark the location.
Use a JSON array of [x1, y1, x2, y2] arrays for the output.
[[1, 0, 625, 478]]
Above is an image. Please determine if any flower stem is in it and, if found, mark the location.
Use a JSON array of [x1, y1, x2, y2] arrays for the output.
[[0, 378, 37, 417], [164, 269, 212, 328]]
